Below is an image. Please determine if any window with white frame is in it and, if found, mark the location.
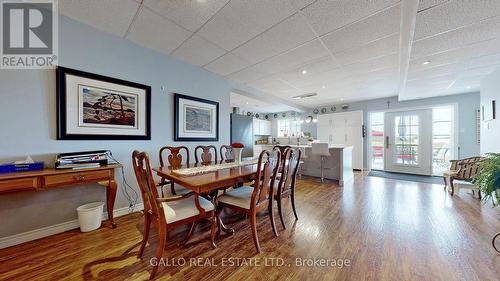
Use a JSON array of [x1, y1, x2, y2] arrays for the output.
[[277, 119, 301, 137]]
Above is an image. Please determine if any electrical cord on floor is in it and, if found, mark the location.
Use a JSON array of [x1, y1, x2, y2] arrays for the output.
[[107, 152, 138, 213]]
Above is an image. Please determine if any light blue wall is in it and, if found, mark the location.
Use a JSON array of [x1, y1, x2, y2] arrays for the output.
[[480, 67, 500, 154], [310, 93, 481, 168], [0, 15, 260, 238]]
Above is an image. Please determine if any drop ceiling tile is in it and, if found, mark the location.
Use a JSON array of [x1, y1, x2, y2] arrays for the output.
[[277, 56, 341, 84], [320, 3, 400, 53], [227, 63, 274, 83], [342, 53, 399, 75], [459, 65, 498, 78], [291, 0, 316, 10], [300, 0, 399, 36], [414, 0, 500, 40], [59, 0, 140, 37], [197, 0, 298, 50], [418, 0, 448, 12], [334, 33, 399, 65], [171, 35, 227, 66], [249, 77, 297, 92], [256, 40, 330, 74], [467, 53, 500, 69], [407, 62, 465, 81], [232, 14, 316, 63], [127, 7, 192, 55], [411, 16, 500, 59], [143, 0, 229, 32], [203, 52, 252, 76]]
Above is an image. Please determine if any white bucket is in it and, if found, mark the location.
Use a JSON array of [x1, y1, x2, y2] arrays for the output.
[[76, 202, 104, 232]]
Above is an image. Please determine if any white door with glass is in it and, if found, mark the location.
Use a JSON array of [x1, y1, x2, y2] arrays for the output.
[[384, 109, 432, 175]]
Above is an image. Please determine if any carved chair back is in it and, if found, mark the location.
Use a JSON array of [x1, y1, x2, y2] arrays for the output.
[[220, 145, 234, 162], [273, 145, 291, 173], [278, 148, 301, 194], [195, 145, 217, 165], [132, 151, 164, 221], [252, 149, 280, 208], [159, 146, 190, 168]]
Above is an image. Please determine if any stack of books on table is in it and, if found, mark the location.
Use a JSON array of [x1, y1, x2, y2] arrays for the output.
[[55, 150, 110, 169]]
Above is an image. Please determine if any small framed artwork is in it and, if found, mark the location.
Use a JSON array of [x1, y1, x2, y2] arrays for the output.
[[482, 100, 496, 121], [56, 67, 151, 140], [174, 93, 219, 141]]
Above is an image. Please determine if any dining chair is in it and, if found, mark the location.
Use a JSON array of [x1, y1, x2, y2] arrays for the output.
[[273, 145, 291, 176], [216, 149, 281, 253], [220, 145, 234, 162], [159, 146, 191, 196], [195, 145, 218, 165], [274, 147, 301, 230], [132, 151, 216, 280]]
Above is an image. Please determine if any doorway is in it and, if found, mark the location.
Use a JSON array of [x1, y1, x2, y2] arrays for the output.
[[384, 109, 432, 175], [368, 105, 456, 176]]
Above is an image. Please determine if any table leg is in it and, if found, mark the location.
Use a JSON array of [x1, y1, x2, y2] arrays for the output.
[[105, 179, 118, 228], [216, 206, 234, 236]]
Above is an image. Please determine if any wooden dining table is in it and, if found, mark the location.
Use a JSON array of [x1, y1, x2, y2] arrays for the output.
[[153, 161, 259, 234]]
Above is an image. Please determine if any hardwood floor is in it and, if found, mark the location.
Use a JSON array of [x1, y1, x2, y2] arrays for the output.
[[1, 174, 499, 281]]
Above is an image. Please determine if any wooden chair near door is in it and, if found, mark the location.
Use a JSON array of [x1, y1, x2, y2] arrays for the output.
[[195, 145, 217, 165], [216, 149, 281, 253], [274, 147, 301, 229], [447, 156, 484, 197], [159, 146, 191, 196], [132, 151, 216, 280]]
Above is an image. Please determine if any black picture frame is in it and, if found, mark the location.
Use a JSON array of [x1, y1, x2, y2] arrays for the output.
[[174, 93, 219, 142], [56, 66, 151, 140]]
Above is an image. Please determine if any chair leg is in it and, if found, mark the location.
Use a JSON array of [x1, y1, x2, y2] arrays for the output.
[[269, 201, 278, 237], [209, 214, 217, 249], [170, 182, 176, 196], [277, 197, 286, 230], [216, 205, 223, 237], [138, 211, 151, 258], [250, 212, 261, 253], [450, 179, 455, 196], [182, 221, 198, 245], [291, 187, 299, 221], [443, 176, 447, 190], [478, 190, 482, 200], [150, 223, 167, 280]]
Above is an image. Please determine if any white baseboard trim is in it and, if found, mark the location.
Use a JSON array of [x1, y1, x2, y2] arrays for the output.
[[0, 203, 144, 249]]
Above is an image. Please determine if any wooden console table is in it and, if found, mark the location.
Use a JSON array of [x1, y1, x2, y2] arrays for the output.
[[0, 164, 121, 228]]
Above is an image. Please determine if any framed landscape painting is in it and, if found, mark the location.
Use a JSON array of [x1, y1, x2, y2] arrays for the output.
[[56, 67, 151, 140], [174, 93, 219, 141]]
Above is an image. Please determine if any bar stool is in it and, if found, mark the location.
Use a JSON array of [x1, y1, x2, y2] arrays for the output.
[[311, 143, 330, 182]]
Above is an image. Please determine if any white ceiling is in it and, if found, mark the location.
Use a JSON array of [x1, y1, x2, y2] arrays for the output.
[[229, 92, 293, 113], [59, 0, 500, 108]]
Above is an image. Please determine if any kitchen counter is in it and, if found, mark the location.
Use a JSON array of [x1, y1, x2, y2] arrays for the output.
[[254, 144, 353, 186]]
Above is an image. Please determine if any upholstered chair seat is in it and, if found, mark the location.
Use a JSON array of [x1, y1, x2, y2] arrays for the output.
[[162, 196, 214, 223], [217, 186, 254, 209]]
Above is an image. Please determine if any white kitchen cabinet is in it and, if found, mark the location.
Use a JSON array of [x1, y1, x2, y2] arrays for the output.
[[315, 111, 364, 170]]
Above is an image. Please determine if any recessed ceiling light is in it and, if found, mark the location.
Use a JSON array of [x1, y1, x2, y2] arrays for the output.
[[197, 0, 207, 3], [340, 98, 344, 102], [245, 101, 249, 105], [301, 70, 307, 75], [423, 61, 431, 65], [322, 85, 326, 89], [466, 86, 471, 89]]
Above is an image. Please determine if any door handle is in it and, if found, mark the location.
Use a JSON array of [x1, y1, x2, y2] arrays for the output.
[[385, 136, 389, 149]]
